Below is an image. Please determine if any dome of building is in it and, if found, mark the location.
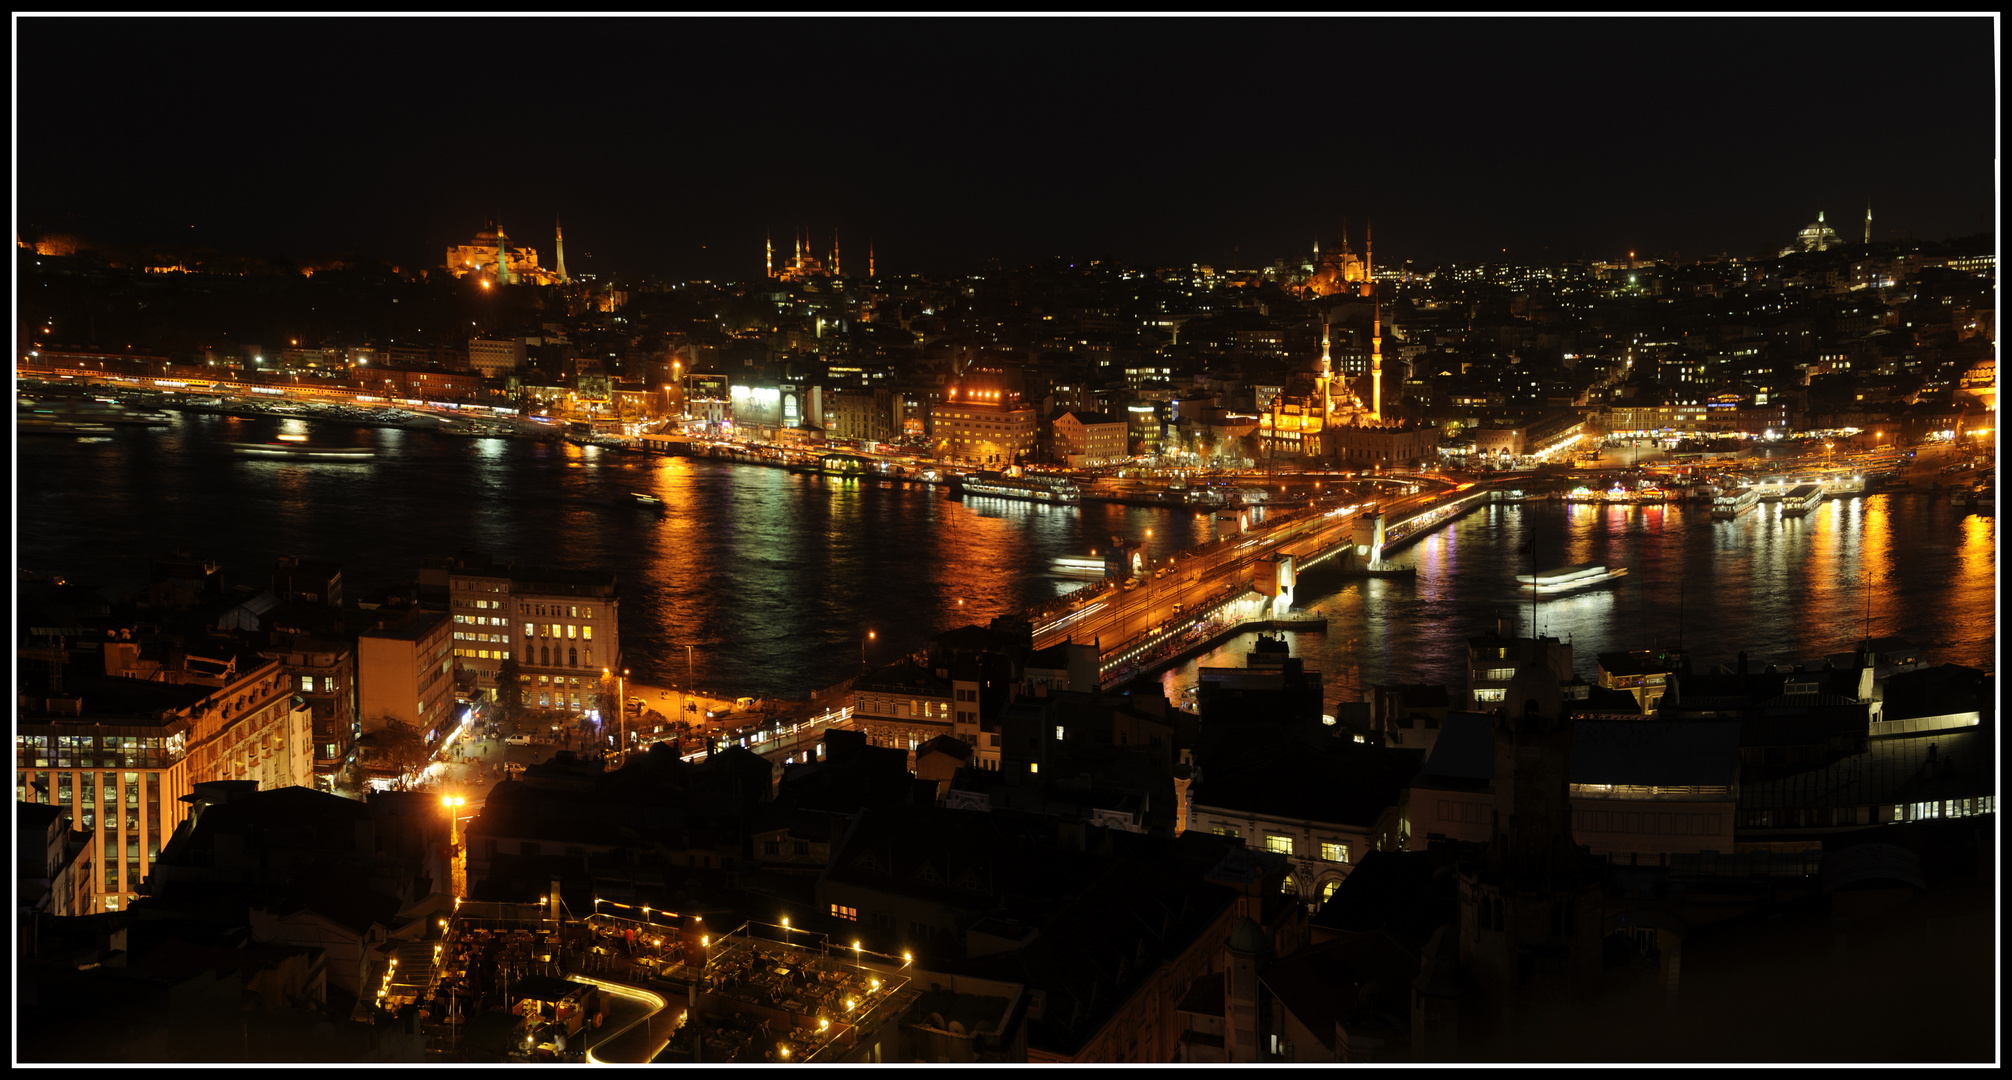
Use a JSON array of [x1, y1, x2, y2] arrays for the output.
[[1796, 212, 1839, 252], [1226, 917, 1270, 957]]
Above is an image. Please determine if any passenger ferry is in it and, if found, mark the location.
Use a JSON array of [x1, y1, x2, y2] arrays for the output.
[[230, 440, 376, 461], [1710, 486, 1760, 520], [1514, 563, 1628, 595], [954, 473, 1082, 505], [1780, 484, 1824, 517]]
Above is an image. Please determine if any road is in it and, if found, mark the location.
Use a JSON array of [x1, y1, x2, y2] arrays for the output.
[[1031, 480, 1457, 658]]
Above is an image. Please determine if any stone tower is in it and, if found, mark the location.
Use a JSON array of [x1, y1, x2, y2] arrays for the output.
[[1456, 663, 1603, 1014], [1224, 917, 1270, 1062]]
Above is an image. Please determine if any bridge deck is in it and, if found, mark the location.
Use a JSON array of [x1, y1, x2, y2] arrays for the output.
[[1029, 480, 1510, 665]]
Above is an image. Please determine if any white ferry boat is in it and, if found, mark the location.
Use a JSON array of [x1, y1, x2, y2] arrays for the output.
[[230, 436, 376, 461], [1780, 485, 1824, 517], [1710, 486, 1760, 520], [1050, 556, 1108, 579], [1514, 563, 1628, 595]]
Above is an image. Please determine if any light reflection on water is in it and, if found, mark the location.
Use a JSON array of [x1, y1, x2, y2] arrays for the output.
[[14, 416, 1996, 700], [1160, 493, 1995, 715]]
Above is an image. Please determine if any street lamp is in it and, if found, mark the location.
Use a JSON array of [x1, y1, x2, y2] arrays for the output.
[[862, 630, 875, 671]]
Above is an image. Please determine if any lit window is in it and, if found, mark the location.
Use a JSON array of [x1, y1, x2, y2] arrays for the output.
[[1054, 726, 1066, 741], [1475, 689, 1507, 703], [1321, 842, 1349, 863], [1266, 834, 1294, 855], [1030, 762, 1039, 774]]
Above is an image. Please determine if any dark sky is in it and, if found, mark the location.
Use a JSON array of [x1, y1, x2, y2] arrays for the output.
[[17, 16, 1997, 278]]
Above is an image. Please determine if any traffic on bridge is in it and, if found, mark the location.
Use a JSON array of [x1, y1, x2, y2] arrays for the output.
[[1027, 473, 1482, 672]]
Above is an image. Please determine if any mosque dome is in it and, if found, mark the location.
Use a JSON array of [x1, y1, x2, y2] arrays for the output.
[[1797, 212, 1839, 252]]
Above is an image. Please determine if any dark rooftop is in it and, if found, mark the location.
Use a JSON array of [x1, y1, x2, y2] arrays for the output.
[[1415, 715, 1743, 788]]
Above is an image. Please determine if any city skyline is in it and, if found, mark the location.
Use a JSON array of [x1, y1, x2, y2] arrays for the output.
[[13, 12, 1998, 1067], [17, 16, 1998, 278]]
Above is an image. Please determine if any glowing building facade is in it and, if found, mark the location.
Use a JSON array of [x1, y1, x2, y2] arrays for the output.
[[444, 224, 566, 286]]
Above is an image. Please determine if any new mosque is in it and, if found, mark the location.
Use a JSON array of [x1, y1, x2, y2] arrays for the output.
[[1262, 225, 1440, 469]]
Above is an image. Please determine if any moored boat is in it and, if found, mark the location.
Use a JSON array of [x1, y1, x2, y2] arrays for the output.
[[1710, 487, 1759, 519], [1780, 484, 1824, 517], [953, 473, 1082, 505]]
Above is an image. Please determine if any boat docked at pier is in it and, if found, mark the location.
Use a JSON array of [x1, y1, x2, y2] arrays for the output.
[[1710, 486, 1760, 519], [952, 472, 1081, 505], [434, 416, 511, 438], [1780, 484, 1825, 517], [1514, 563, 1628, 595]]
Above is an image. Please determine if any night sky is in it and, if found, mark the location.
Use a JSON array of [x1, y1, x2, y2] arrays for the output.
[[17, 16, 1997, 278]]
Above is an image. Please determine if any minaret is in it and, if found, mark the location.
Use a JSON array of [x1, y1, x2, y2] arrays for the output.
[[496, 226, 514, 285], [833, 231, 840, 276], [868, 239, 875, 280], [1366, 222, 1381, 422], [1370, 298, 1384, 423], [555, 219, 570, 285], [766, 230, 773, 279], [1319, 315, 1334, 421], [795, 228, 803, 270], [1864, 203, 1872, 245]]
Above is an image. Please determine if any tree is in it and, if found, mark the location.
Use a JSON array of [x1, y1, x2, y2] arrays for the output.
[[372, 719, 430, 775], [494, 656, 524, 723]]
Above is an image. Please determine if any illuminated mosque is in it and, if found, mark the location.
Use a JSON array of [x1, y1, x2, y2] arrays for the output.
[[444, 222, 569, 286], [768, 227, 866, 284], [1263, 223, 1392, 461], [1295, 224, 1369, 299], [1779, 206, 1870, 257]]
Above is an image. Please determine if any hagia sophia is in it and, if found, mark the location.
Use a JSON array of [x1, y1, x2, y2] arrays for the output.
[[444, 223, 569, 287]]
